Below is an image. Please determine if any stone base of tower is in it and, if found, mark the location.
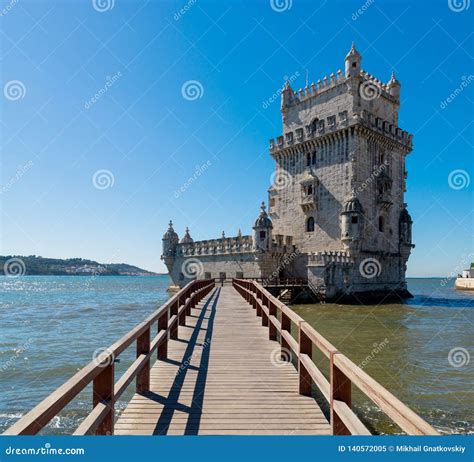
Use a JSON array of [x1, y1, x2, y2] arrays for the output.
[[306, 251, 412, 304]]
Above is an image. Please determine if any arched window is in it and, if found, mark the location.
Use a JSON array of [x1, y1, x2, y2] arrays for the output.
[[306, 216, 315, 232], [307, 185, 313, 196], [259, 230, 266, 240]]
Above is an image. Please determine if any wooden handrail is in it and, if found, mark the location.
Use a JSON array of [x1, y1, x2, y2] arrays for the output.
[[4, 279, 215, 436], [232, 278, 439, 436]]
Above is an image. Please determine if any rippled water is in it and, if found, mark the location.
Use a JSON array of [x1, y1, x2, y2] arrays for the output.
[[0, 276, 472, 435], [292, 278, 474, 435]]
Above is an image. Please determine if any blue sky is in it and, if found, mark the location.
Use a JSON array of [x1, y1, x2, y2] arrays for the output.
[[1, 0, 472, 276]]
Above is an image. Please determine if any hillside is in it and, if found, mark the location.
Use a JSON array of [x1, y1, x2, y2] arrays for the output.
[[0, 255, 159, 276]]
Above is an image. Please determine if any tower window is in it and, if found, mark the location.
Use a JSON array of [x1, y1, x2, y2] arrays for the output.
[[307, 185, 313, 196], [352, 62, 357, 68], [306, 153, 311, 166], [311, 151, 316, 164], [351, 216, 358, 224], [259, 231, 266, 240], [306, 216, 315, 232], [378, 216, 384, 232]]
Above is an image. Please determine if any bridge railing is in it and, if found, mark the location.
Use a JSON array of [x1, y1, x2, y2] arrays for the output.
[[232, 278, 439, 436], [4, 279, 215, 436]]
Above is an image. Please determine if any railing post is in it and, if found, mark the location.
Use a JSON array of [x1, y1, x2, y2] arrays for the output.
[[261, 291, 268, 327], [93, 362, 114, 435], [330, 351, 352, 435], [170, 299, 178, 340], [281, 311, 291, 361], [179, 292, 187, 326], [157, 311, 168, 359], [186, 288, 192, 316], [136, 326, 150, 394], [268, 298, 277, 341], [299, 322, 312, 396]]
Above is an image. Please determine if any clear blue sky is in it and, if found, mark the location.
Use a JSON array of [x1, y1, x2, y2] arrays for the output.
[[1, 0, 472, 276]]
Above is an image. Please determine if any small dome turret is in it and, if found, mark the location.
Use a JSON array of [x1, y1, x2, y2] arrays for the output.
[[180, 227, 193, 244], [163, 220, 179, 241], [253, 202, 273, 229], [345, 42, 361, 78], [252, 202, 273, 252], [341, 196, 364, 214], [387, 70, 401, 100]]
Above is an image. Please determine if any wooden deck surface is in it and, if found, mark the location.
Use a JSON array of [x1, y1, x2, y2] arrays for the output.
[[115, 286, 330, 435]]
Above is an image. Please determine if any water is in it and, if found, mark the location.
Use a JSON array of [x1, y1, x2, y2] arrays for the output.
[[0, 276, 472, 435]]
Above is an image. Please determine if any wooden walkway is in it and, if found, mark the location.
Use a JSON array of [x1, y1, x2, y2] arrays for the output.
[[115, 287, 330, 435]]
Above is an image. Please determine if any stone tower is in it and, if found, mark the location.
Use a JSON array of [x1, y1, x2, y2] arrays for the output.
[[268, 43, 414, 300]]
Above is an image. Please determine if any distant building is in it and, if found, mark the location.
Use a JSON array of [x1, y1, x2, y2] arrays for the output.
[[162, 44, 414, 302]]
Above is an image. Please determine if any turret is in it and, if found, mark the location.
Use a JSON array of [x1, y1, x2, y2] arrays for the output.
[[180, 227, 193, 244], [281, 79, 293, 114], [252, 202, 273, 251], [387, 70, 401, 102], [345, 42, 361, 78], [399, 208, 413, 246], [340, 196, 364, 250], [162, 220, 179, 257]]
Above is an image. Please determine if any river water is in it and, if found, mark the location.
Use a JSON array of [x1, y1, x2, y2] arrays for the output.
[[0, 276, 472, 434]]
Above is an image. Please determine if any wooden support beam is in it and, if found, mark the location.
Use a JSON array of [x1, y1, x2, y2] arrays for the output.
[[330, 351, 351, 435], [299, 322, 312, 397], [136, 327, 150, 394], [93, 363, 114, 435], [157, 311, 168, 360]]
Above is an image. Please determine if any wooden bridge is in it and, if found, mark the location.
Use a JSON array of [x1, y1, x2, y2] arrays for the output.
[[4, 279, 438, 436]]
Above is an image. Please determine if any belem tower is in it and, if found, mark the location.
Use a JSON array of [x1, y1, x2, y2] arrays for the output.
[[162, 44, 414, 302]]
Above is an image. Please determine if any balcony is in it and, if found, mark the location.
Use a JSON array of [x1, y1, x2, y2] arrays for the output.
[[300, 194, 318, 212]]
